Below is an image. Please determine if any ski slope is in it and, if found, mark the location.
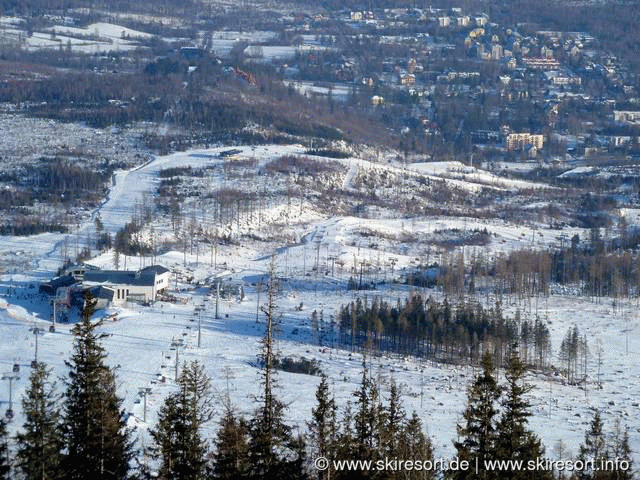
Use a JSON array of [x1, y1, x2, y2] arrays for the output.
[[0, 145, 638, 468]]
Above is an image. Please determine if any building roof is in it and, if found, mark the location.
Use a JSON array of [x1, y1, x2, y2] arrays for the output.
[[63, 263, 100, 276], [90, 285, 115, 302], [84, 270, 156, 287], [39, 275, 77, 295], [140, 265, 170, 275]]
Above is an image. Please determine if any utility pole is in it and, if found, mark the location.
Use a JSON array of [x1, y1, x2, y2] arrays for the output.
[[195, 304, 204, 347], [626, 307, 629, 355], [197, 307, 201, 347], [256, 281, 262, 323], [2, 372, 19, 419], [30, 327, 43, 367], [138, 387, 152, 423], [215, 282, 220, 319], [171, 338, 184, 381]]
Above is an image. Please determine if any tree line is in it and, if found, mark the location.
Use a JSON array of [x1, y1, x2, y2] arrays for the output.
[[416, 231, 640, 301], [0, 157, 109, 237], [336, 295, 552, 370]]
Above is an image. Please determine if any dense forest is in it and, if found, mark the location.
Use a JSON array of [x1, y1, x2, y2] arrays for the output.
[[336, 295, 552, 369], [0, 60, 392, 150], [0, 158, 110, 237], [0, 0, 197, 16]]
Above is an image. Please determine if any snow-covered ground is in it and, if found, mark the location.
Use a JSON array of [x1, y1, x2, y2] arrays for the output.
[[410, 161, 551, 191], [283, 81, 352, 102], [208, 30, 278, 58], [0, 19, 157, 53], [0, 113, 147, 166], [0, 144, 638, 467]]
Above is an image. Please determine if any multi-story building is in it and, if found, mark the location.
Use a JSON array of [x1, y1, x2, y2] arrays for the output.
[[506, 133, 545, 150]]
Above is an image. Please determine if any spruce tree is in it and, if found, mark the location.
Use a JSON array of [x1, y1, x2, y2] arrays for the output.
[[248, 365, 305, 480], [383, 381, 435, 480], [247, 270, 306, 480], [333, 360, 385, 480], [398, 412, 435, 480], [152, 360, 213, 480], [210, 404, 250, 479], [332, 370, 435, 480], [380, 379, 403, 459], [152, 394, 182, 478], [333, 402, 355, 477], [452, 351, 501, 480], [494, 345, 548, 480], [609, 420, 634, 480], [352, 360, 382, 462], [0, 419, 10, 480], [308, 375, 337, 480], [576, 411, 609, 480], [62, 292, 132, 480], [16, 362, 64, 480]]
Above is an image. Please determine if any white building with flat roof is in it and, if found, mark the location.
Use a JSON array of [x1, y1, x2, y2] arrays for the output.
[[83, 265, 170, 305]]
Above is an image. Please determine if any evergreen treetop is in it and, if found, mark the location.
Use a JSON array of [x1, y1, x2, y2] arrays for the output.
[[16, 361, 64, 480], [63, 292, 132, 480], [453, 351, 501, 480]]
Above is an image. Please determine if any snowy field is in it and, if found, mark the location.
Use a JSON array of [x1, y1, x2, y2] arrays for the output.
[[283, 81, 352, 102], [0, 144, 638, 466], [208, 30, 278, 58], [0, 113, 148, 166], [0, 18, 157, 53]]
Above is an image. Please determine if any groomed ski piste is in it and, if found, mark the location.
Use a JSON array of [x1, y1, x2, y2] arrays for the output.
[[0, 144, 638, 468]]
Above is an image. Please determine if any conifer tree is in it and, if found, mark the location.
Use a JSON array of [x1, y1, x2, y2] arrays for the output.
[[0, 419, 10, 480], [333, 370, 435, 480], [398, 412, 435, 480], [247, 268, 306, 480], [333, 401, 354, 475], [494, 345, 548, 480], [609, 420, 634, 480], [308, 375, 337, 480], [210, 404, 250, 479], [381, 379, 403, 459], [352, 362, 381, 461], [152, 394, 182, 479], [576, 411, 608, 480], [152, 360, 213, 480], [452, 351, 501, 480], [333, 360, 385, 480], [62, 292, 132, 480], [384, 381, 435, 480], [16, 361, 64, 480]]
